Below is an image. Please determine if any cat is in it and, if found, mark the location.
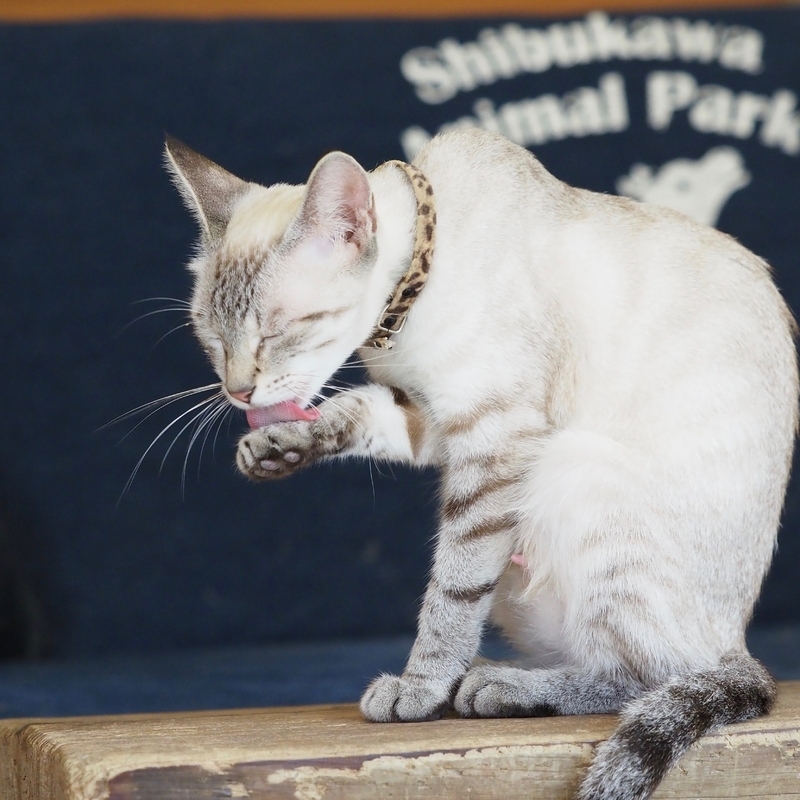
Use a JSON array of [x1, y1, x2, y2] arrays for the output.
[[165, 127, 798, 800]]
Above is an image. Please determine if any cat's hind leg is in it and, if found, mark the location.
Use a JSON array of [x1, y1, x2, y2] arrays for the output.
[[455, 654, 775, 800], [454, 663, 638, 718], [466, 429, 777, 798]]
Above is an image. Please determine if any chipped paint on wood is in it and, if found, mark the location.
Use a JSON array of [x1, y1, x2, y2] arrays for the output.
[[262, 744, 592, 799]]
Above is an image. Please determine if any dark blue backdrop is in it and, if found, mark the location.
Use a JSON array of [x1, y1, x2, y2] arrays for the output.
[[1, 10, 799, 661]]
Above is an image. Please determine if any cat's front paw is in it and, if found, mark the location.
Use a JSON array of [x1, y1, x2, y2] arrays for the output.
[[360, 674, 451, 722], [236, 421, 318, 480]]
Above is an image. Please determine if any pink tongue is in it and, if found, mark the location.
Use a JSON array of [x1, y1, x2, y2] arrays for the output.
[[246, 401, 320, 430]]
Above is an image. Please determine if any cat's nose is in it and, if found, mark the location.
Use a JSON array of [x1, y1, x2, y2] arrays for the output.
[[229, 388, 254, 404]]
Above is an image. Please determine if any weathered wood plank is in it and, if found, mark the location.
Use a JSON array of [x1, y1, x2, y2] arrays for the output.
[[1, 682, 799, 800]]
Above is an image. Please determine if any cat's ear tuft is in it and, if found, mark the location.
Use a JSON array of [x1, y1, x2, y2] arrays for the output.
[[300, 152, 376, 252], [164, 135, 250, 249]]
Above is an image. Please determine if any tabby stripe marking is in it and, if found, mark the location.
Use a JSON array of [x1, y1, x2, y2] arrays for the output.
[[457, 512, 520, 542], [440, 401, 513, 437], [440, 580, 499, 603], [441, 475, 518, 520], [389, 386, 426, 458]]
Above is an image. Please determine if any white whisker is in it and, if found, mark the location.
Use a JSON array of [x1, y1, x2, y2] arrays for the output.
[[316, 392, 368, 437], [118, 394, 221, 502], [133, 297, 192, 307], [153, 321, 194, 348], [367, 456, 377, 507], [101, 383, 221, 434], [160, 393, 225, 472], [182, 397, 229, 493], [203, 403, 235, 473], [191, 398, 230, 468], [118, 307, 191, 336]]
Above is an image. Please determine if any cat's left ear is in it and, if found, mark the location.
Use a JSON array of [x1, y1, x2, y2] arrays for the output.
[[298, 152, 376, 252], [164, 135, 250, 249]]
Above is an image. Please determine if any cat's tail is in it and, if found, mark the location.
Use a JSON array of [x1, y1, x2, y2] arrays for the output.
[[575, 653, 776, 800]]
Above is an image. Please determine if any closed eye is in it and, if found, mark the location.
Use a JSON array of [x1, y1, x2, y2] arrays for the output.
[[206, 337, 225, 356], [259, 323, 296, 345], [253, 331, 285, 356]]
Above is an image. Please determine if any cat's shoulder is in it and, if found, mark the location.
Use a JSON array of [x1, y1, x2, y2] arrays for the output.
[[412, 128, 563, 201], [413, 128, 541, 173], [415, 127, 518, 160]]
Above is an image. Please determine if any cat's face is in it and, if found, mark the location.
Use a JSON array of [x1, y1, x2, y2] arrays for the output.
[[191, 210, 370, 413], [165, 138, 378, 417]]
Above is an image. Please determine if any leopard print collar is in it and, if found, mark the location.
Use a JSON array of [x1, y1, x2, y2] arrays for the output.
[[365, 160, 436, 350]]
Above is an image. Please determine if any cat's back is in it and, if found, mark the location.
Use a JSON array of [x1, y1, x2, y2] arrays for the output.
[[410, 127, 795, 406], [411, 127, 775, 301], [415, 128, 777, 306], [425, 129, 794, 430], [559, 185, 793, 347]]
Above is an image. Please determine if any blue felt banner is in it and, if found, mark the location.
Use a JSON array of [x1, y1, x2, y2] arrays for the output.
[[0, 10, 798, 658]]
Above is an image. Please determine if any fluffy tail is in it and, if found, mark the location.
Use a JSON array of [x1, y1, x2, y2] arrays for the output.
[[576, 653, 776, 800]]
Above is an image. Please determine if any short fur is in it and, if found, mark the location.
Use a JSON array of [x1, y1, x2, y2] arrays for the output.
[[166, 128, 797, 800]]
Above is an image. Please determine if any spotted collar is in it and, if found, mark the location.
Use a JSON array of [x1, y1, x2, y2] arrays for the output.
[[365, 160, 436, 350]]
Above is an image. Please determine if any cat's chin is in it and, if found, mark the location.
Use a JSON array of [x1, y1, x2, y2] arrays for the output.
[[245, 401, 321, 430]]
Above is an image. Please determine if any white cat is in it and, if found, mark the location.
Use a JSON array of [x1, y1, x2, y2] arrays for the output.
[[165, 128, 797, 800]]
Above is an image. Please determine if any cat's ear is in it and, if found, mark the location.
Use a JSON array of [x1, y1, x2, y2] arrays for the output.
[[164, 135, 250, 248], [298, 152, 376, 252]]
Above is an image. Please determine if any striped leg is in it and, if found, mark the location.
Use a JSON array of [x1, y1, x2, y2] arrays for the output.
[[360, 428, 536, 722]]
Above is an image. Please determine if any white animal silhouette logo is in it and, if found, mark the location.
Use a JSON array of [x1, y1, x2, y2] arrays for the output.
[[616, 147, 751, 227]]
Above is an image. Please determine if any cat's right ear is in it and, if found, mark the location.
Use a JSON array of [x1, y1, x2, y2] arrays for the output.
[[164, 136, 250, 249], [298, 152, 376, 254]]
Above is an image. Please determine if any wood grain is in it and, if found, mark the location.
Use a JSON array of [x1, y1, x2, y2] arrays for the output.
[[0, 0, 793, 22], [1, 682, 799, 799]]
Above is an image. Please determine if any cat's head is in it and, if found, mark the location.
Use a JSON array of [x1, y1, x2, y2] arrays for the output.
[[165, 137, 379, 421]]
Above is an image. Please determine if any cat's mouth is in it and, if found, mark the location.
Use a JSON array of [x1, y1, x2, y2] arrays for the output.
[[245, 401, 321, 430]]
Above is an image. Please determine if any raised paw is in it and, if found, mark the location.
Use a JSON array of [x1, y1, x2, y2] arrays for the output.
[[454, 664, 555, 719], [360, 674, 452, 722], [236, 421, 318, 480]]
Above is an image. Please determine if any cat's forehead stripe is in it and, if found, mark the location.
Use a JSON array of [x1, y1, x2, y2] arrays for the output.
[[209, 248, 262, 323]]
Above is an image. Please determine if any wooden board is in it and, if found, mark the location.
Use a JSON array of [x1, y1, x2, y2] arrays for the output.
[[0, 0, 793, 22], [1, 682, 799, 799]]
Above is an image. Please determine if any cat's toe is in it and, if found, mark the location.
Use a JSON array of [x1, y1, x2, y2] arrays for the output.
[[455, 665, 553, 719], [455, 665, 508, 717], [236, 433, 290, 480], [236, 436, 260, 472], [360, 674, 451, 722]]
